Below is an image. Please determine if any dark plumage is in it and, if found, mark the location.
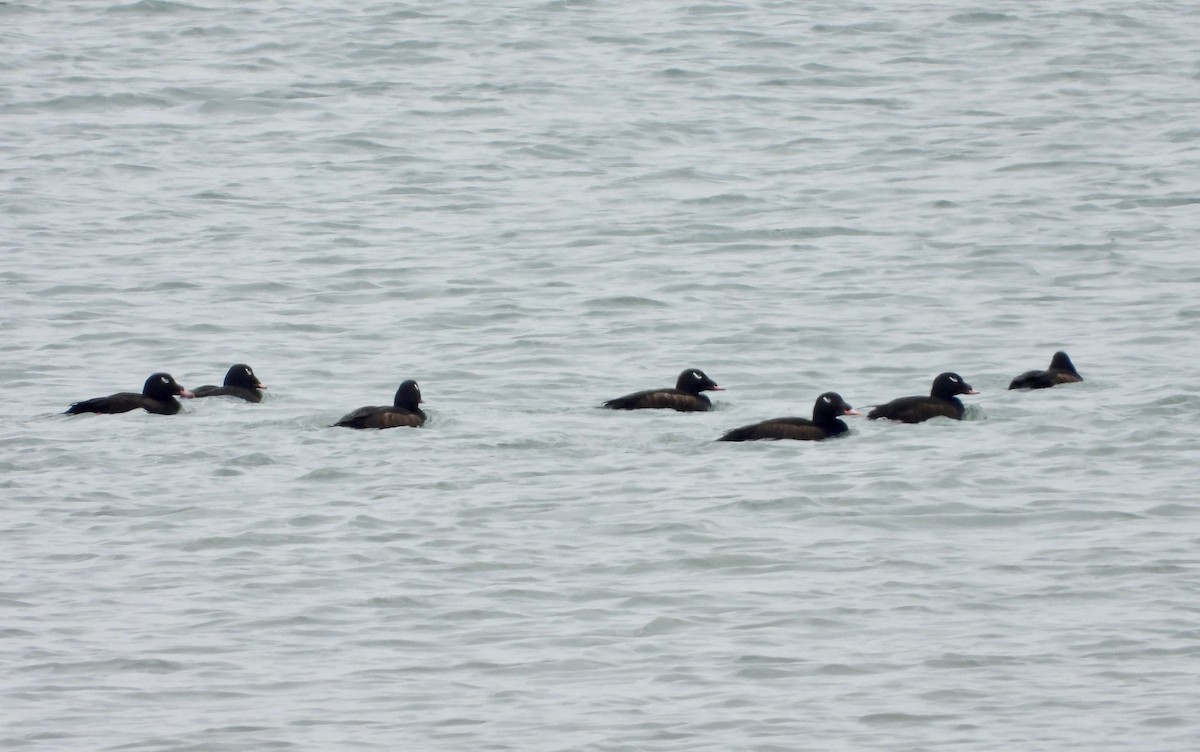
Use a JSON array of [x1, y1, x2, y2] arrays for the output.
[[66, 373, 194, 415], [334, 380, 426, 429], [1008, 351, 1082, 390], [602, 368, 724, 412], [718, 392, 858, 442], [190, 364, 266, 402], [867, 372, 978, 423]]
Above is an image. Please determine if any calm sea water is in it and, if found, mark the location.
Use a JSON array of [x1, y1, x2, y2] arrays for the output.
[[4, 1, 1200, 749]]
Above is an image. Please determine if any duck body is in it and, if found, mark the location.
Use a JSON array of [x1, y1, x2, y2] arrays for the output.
[[867, 372, 978, 424], [191, 364, 266, 402], [335, 380, 426, 430], [719, 392, 857, 442], [1009, 351, 1082, 390], [603, 369, 724, 412], [66, 373, 193, 415]]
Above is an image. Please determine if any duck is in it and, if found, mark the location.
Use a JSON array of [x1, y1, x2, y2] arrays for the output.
[[66, 373, 193, 415], [602, 368, 724, 412], [718, 392, 858, 441], [1008, 351, 1082, 390], [190, 364, 266, 402], [867, 372, 978, 423], [334, 380, 426, 429]]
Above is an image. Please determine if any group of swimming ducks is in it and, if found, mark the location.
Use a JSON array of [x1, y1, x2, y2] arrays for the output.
[[63, 352, 1084, 440]]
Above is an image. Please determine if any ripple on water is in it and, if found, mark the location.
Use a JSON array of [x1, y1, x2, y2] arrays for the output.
[[3, 1, 1200, 750]]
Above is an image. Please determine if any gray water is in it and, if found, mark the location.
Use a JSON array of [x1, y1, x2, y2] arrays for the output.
[[4, 1, 1200, 749]]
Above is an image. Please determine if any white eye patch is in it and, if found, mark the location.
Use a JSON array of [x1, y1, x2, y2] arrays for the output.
[[822, 396, 832, 403], [692, 371, 703, 380], [949, 376, 959, 383], [160, 376, 169, 383]]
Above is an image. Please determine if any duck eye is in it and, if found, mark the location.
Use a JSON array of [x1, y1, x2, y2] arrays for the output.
[[692, 372, 702, 379], [160, 376, 169, 383], [822, 396, 831, 403]]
